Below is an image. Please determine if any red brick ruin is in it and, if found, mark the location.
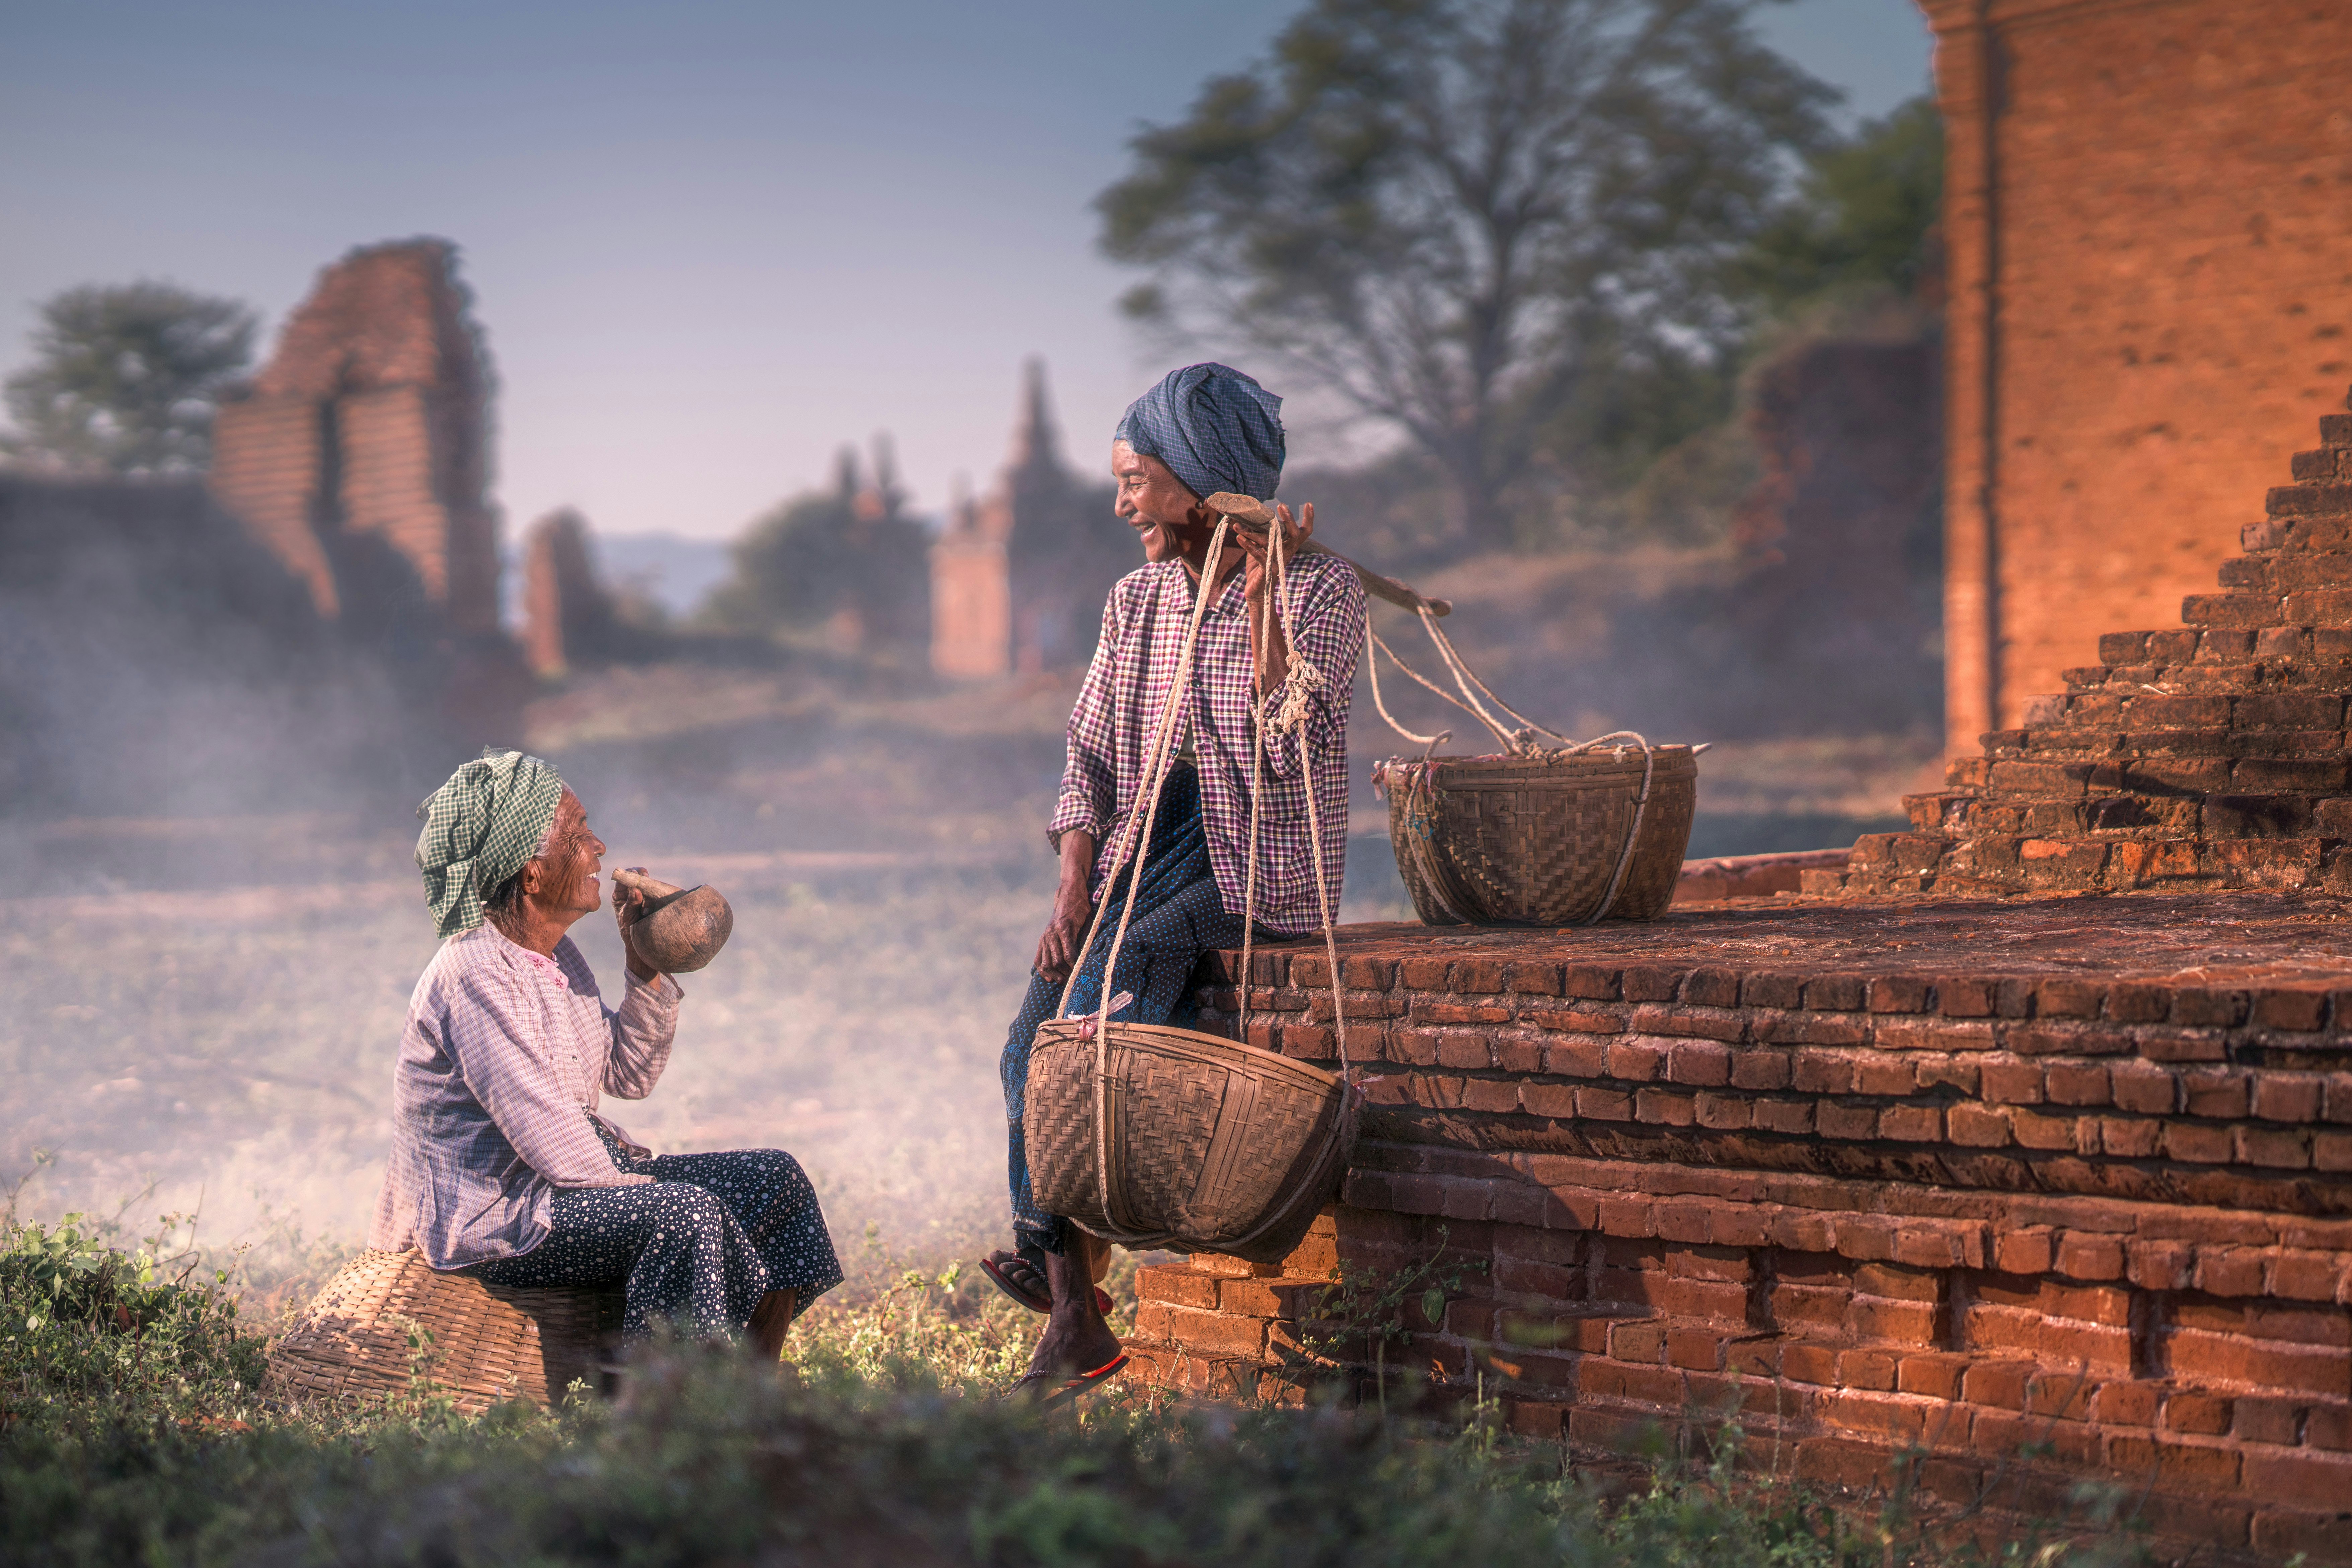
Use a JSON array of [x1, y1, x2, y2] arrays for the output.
[[211, 239, 499, 635], [1129, 0, 2352, 1536], [1929, 0, 2352, 754], [1133, 397, 2352, 1557], [930, 360, 1128, 678], [520, 508, 624, 679], [205, 239, 522, 738]]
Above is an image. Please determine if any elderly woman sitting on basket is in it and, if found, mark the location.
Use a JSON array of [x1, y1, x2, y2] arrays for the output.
[[369, 749, 840, 1357]]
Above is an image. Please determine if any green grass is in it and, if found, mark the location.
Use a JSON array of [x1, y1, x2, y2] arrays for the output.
[[0, 1218, 2154, 1568]]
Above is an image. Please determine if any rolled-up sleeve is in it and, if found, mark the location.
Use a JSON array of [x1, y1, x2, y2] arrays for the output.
[[604, 970, 680, 1099], [447, 968, 648, 1190], [1260, 559, 1366, 780]]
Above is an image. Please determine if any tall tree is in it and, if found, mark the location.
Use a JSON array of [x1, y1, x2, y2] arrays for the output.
[[1096, 0, 1834, 548], [2, 282, 256, 476], [1737, 94, 1944, 313]]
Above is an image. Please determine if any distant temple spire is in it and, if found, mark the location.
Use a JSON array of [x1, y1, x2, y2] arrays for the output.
[[1009, 356, 1060, 477], [929, 359, 1128, 680]]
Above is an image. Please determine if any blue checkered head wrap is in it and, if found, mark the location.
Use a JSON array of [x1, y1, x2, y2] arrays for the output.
[[1112, 363, 1285, 503]]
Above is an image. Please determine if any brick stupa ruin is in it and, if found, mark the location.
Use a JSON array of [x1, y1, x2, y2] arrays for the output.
[[206, 239, 521, 736], [1924, 0, 2352, 755], [930, 361, 1129, 678], [1841, 409, 2352, 900], [210, 239, 499, 636], [1126, 411, 2352, 1560]]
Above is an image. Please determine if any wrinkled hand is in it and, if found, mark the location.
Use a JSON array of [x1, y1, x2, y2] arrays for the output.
[[1233, 500, 1313, 595], [1033, 878, 1094, 984], [613, 867, 657, 980]]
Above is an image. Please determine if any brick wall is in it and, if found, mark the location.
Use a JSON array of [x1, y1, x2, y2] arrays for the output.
[[1839, 390, 2352, 898], [931, 360, 1126, 678], [208, 395, 336, 618], [930, 495, 1012, 679], [1925, 0, 2352, 751], [1130, 903, 2352, 1559], [209, 240, 500, 640]]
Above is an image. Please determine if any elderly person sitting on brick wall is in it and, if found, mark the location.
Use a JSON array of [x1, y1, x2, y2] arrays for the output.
[[980, 364, 1367, 1402], [371, 749, 840, 1358]]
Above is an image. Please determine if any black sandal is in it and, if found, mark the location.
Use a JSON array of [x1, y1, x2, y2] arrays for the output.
[[980, 1246, 1113, 1316]]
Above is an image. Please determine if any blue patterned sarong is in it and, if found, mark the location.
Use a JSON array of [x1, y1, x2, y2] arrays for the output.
[[1000, 762, 1244, 1253]]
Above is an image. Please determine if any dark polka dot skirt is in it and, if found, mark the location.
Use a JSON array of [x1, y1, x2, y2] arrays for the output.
[[466, 1128, 842, 1340]]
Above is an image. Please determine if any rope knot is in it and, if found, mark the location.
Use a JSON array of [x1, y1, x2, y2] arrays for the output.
[[1264, 656, 1325, 735]]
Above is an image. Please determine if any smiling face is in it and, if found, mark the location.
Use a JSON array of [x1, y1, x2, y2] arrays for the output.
[[1112, 441, 1215, 565], [529, 788, 607, 924]]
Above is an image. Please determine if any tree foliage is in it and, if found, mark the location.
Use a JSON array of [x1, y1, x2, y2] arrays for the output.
[[1737, 94, 1944, 314], [701, 444, 931, 655], [1096, 0, 1835, 547], [2, 283, 256, 476]]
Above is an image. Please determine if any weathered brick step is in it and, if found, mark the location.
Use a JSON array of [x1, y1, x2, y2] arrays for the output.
[[2069, 662, 2352, 697], [1922, 793, 2344, 841], [1905, 790, 1976, 831], [2020, 691, 2350, 729], [1853, 831, 2340, 896], [2215, 551, 2352, 592], [1966, 755, 2351, 797], [2268, 481, 2352, 520], [2176, 591, 2352, 630], [2242, 512, 2352, 556], [2096, 627, 2352, 669], [1989, 729, 2347, 762]]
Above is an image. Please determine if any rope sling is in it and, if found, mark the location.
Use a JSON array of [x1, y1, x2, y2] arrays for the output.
[[1033, 504, 1686, 1249], [1362, 590, 1660, 928], [1048, 515, 1352, 1253]]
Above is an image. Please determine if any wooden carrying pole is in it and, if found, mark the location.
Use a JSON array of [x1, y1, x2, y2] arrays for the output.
[[1202, 492, 1451, 618]]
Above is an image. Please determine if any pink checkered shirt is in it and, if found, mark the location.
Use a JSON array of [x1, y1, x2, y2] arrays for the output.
[[369, 923, 682, 1269], [1049, 552, 1365, 936]]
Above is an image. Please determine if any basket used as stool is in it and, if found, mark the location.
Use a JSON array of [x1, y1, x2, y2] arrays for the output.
[[1384, 746, 1699, 926], [268, 1248, 622, 1412], [1025, 1018, 1355, 1267]]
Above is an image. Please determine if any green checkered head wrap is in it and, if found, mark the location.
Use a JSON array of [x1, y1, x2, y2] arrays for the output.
[[414, 748, 567, 938]]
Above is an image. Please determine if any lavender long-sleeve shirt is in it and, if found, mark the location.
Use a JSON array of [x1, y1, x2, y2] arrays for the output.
[[369, 923, 681, 1269]]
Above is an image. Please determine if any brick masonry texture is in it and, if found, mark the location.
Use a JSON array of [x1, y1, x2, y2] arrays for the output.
[[1126, 907, 2352, 1559], [209, 239, 500, 638], [1924, 0, 2352, 754], [1119, 11, 2352, 1550], [1839, 388, 2352, 902]]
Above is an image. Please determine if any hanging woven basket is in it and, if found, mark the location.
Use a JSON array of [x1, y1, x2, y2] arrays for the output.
[[1380, 745, 1700, 926], [1023, 1018, 1355, 1266], [1022, 511, 1359, 1268], [267, 1248, 621, 1412]]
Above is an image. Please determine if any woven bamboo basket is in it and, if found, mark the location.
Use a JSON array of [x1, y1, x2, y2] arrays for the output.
[[1024, 1018, 1355, 1266], [1384, 746, 1699, 926], [267, 1248, 622, 1413]]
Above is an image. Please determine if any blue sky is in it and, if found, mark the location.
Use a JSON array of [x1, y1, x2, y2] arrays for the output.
[[0, 0, 1933, 541]]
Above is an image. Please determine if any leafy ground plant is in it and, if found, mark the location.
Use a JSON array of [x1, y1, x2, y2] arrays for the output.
[[2, 1220, 2156, 1568]]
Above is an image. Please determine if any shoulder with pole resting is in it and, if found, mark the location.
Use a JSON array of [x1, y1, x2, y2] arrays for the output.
[[1297, 549, 1366, 610]]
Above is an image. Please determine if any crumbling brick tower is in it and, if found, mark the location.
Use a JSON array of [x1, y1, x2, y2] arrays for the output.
[[1843, 393, 2352, 897], [209, 239, 501, 642], [1923, 0, 2352, 755]]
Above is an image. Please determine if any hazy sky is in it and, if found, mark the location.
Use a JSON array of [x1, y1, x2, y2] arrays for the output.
[[1, 0, 1933, 542]]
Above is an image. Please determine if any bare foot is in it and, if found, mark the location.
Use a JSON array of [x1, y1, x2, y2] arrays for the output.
[[749, 1288, 797, 1361], [1026, 1247, 1123, 1377]]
